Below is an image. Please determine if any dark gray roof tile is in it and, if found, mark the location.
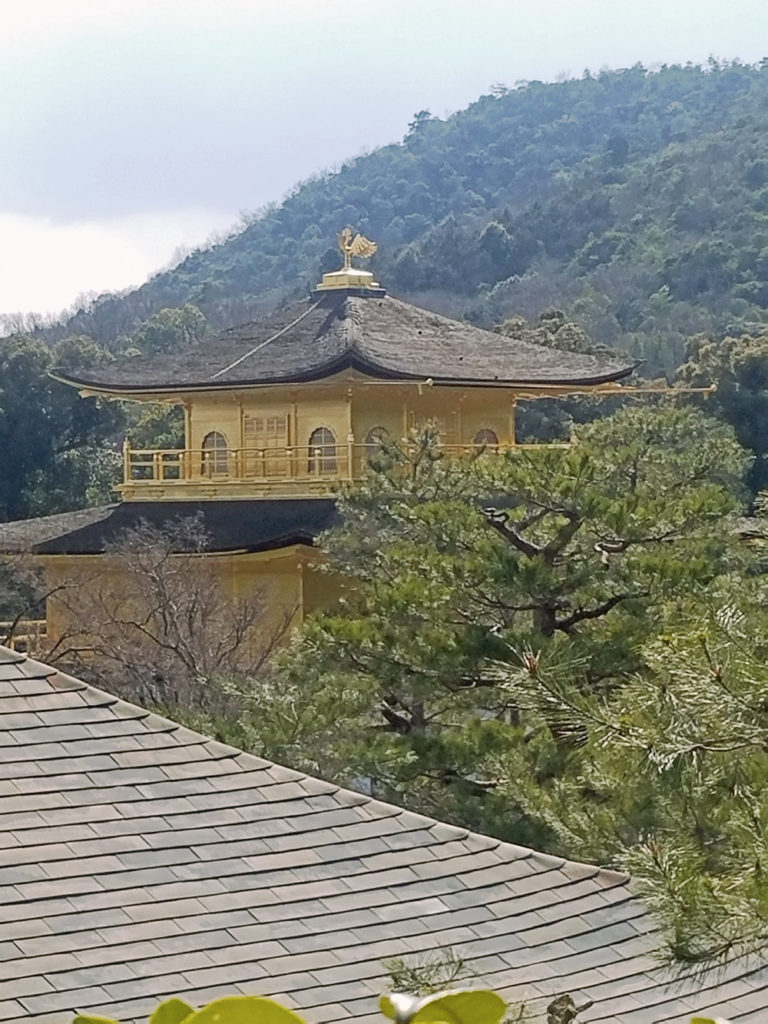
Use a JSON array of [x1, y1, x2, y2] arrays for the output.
[[227, 920, 312, 945], [49, 963, 136, 992], [124, 896, 207, 922], [146, 930, 234, 956], [19, 986, 110, 1016], [721, 983, 768, 1014], [14, 877, 101, 902], [0, 864, 48, 885], [565, 921, 648, 953], [202, 940, 288, 965], [66, 887, 154, 912], [51, 907, 132, 933], [0, 1015, 65, 1024], [197, 887, 278, 912], [316, 888, 394, 915], [0, 1001, 26, 1021], [103, 974, 188, 1002], [0, 506, 114, 554], [98, 867, 179, 890], [179, 962, 268, 991]]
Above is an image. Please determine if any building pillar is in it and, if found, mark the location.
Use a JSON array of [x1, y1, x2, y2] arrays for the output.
[[346, 387, 354, 480]]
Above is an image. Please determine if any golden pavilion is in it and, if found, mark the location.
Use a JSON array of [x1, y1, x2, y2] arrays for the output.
[[1, 234, 633, 647]]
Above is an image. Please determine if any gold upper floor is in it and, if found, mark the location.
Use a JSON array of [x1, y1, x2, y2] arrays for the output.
[[118, 372, 592, 500]]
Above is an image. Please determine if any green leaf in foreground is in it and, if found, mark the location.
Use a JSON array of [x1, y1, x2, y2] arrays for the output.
[[148, 998, 197, 1024], [379, 989, 506, 1024]]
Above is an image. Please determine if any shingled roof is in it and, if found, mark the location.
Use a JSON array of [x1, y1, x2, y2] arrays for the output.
[[1, 645, 765, 1024], [0, 507, 115, 555], [54, 292, 634, 394], [0, 501, 340, 557]]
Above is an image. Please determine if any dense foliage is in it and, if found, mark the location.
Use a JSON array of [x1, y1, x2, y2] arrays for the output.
[[0, 306, 200, 522], [0, 334, 122, 521], [16, 60, 768, 380]]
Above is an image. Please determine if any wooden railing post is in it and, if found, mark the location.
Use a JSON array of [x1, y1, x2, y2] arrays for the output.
[[123, 439, 130, 482]]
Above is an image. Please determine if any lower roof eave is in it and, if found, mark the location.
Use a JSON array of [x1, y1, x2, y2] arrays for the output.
[[30, 499, 341, 556]]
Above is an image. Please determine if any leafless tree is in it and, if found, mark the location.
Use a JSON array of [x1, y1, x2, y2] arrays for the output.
[[0, 555, 50, 649], [44, 517, 295, 716]]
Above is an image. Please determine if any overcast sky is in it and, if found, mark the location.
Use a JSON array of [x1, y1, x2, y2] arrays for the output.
[[2, 0, 768, 318]]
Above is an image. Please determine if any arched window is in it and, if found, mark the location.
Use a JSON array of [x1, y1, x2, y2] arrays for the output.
[[308, 426, 337, 473], [201, 430, 229, 475], [473, 428, 499, 449]]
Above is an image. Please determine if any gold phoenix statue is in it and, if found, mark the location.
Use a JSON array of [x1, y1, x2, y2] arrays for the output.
[[338, 228, 377, 269]]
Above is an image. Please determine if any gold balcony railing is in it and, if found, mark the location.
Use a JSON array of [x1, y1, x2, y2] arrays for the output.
[[119, 440, 568, 497], [0, 619, 47, 655], [125, 443, 357, 483]]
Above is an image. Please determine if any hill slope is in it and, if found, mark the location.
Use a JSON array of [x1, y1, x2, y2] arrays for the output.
[[33, 60, 768, 374]]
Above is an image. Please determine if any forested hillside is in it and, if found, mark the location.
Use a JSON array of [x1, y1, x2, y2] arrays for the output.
[[18, 59, 768, 376]]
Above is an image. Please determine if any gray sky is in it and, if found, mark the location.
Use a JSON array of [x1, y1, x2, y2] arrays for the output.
[[2, 0, 768, 318]]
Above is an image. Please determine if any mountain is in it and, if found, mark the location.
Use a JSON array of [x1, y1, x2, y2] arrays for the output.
[[27, 60, 768, 375]]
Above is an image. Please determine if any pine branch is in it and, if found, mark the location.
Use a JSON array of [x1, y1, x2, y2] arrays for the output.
[[556, 592, 646, 632]]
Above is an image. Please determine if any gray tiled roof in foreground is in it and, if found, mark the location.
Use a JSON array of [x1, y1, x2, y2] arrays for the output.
[[0, 644, 765, 1024]]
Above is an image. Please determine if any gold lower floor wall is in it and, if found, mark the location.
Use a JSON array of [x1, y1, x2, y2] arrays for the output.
[[36, 544, 341, 663]]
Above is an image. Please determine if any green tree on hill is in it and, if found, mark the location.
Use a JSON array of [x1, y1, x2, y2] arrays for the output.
[[130, 304, 209, 354], [37, 61, 768, 379], [0, 334, 123, 521]]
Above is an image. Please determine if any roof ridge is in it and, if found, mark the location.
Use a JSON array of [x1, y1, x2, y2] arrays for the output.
[[0, 644, 628, 886], [340, 296, 364, 353]]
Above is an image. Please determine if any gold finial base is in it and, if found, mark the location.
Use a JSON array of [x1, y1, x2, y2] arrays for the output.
[[314, 228, 383, 293], [315, 267, 382, 291]]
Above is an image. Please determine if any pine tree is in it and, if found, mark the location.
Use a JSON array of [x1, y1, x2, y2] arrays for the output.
[[253, 406, 748, 855]]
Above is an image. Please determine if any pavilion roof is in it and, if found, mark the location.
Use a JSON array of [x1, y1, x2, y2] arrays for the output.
[[54, 293, 634, 395]]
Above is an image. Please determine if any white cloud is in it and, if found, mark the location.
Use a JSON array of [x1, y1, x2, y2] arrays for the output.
[[0, 0, 337, 56], [0, 208, 235, 319]]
